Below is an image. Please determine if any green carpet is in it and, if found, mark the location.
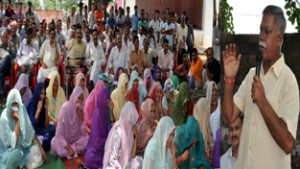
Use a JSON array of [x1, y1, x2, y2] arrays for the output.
[[37, 152, 65, 169]]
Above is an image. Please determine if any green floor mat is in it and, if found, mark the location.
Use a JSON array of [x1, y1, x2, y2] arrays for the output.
[[37, 152, 65, 169]]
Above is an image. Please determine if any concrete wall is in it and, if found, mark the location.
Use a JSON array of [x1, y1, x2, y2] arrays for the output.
[[220, 33, 300, 167]]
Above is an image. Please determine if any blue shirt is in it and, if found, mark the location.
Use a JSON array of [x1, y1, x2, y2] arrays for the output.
[[131, 14, 139, 31], [106, 17, 116, 30]]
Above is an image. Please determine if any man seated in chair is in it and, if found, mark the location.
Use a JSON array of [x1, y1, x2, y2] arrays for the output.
[[16, 27, 38, 82], [66, 23, 86, 67], [37, 28, 61, 80]]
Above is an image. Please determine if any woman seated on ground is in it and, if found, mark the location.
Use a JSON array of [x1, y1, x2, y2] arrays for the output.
[[46, 71, 66, 126], [14, 73, 32, 106], [148, 82, 165, 121], [26, 82, 55, 152], [142, 68, 155, 94], [137, 98, 158, 156], [0, 89, 48, 169], [113, 67, 125, 87], [51, 87, 89, 159], [84, 80, 107, 132], [103, 102, 142, 169], [162, 79, 175, 111], [170, 82, 191, 126], [128, 70, 147, 107], [174, 116, 211, 169], [152, 66, 164, 89], [84, 88, 114, 169], [75, 72, 89, 101], [111, 73, 128, 121], [142, 116, 176, 169], [193, 98, 215, 161]]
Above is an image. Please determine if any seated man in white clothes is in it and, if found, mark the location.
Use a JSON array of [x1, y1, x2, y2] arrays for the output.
[[108, 33, 128, 75], [85, 29, 105, 84], [38, 28, 61, 79], [16, 27, 39, 79], [221, 114, 243, 169], [157, 38, 174, 78]]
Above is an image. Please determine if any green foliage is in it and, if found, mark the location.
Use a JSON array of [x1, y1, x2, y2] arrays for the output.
[[219, 0, 235, 34], [22, 0, 42, 9], [285, 0, 300, 32]]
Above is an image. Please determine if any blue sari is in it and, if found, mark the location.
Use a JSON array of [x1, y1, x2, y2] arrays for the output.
[[152, 66, 164, 89], [174, 116, 211, 169], [26, 83, 55, 152]]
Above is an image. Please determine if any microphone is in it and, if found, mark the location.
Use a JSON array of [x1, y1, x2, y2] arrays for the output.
[[256, 50, 262, 77]]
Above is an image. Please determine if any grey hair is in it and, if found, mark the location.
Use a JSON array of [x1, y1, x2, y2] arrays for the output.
[[263, 5, 286, 34]]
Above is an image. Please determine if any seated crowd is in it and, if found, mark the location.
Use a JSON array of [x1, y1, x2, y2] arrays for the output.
[[0, 1, 221, 169]]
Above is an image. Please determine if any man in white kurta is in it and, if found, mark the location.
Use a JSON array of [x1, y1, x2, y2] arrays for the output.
[[157, 39, 174, 78], [85, 29, 105, 84], [222, 6, 299, 169], [108, 34, 128, 75], [38, 29, 61, 79]]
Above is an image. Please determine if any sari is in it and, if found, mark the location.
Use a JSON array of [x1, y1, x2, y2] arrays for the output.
[[128, 70, 147, 106], [85, 88, 111, 169], [142, 116, 175, 169], [84, 80, 107, 130], [152, 66, 164, 89], [50, 87, 89, 158], [142, 68, 155, 93], [137, 98, 156, 156], [174, 116, 210, 169], [0, 89, 36, 168], [148, 82, 165, 121], [170, 82, 191, 126], [193, 98, 214, 152], [103, 102, 139, 168], [75, 72, 89, 101], [26, 83, 55, 152], [14, 73, 32, 106], [111, 73, 128, 120], [46, 71, 66, 123]]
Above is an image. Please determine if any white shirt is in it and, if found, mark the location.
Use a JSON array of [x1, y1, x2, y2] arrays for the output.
[[149, 19, 161, 33], [85, 40, 105, 66], [17, 39, 39, 65], [69, 14, 76, 26], [176, 24, 188, 40], [157, 49, 174, 70], [234, 54, 299, 169], [221, 147, 237, 169], [108, 46, 129, 74], [210, 98, 221, 141], [88, 11, 95, 29], [39, 39, 61, 68], [75, 12, 85, 25], [162, 22, 174, 46]]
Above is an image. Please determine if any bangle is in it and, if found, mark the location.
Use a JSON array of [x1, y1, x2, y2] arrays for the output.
[[224, 76, 235, 85]]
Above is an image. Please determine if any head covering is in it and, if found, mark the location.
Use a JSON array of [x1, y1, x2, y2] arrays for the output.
[[137, 98, 156, 155], [206, 81, 218, 114], [75, 72, 89, 101], [148, 82, 164, 120], [174, 116, 210, 169], [152, 66, 164, 88], [46, 71, 66, 121], [111, 73, 129, 120], [84, 80, 106, 129], [0, 89, 35, 149], [114, 67, 125, 82], [170, 82, 190, 125], [193, 98, 212, 150], [26, 83, 46, 129], [128, 70, 147, 106], [142, 116, 175, 169], [57, 87, 84, 144], [103, 102, 139, 169], [170, 75, 180, 90], [162, 79, 175, 110], [128, 87, 141, 119], [14, 73, 32, 106], [142, 68, 154, 93], [85, 88, 111, 169]]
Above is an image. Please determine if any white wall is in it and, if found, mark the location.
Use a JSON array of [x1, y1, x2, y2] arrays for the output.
[[202, 0, 214, 47]]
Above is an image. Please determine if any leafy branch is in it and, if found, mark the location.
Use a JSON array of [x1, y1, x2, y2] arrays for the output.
[[285, 0, 300, 32], [219, 0, 235, 34]]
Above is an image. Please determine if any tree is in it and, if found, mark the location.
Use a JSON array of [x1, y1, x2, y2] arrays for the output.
[[285, 0, 300, 32], [219, 0, 234, 34]]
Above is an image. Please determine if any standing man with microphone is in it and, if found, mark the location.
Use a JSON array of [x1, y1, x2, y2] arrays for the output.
[[222, 5, 299, 169]]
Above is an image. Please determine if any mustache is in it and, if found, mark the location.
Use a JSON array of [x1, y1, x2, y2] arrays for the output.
[[231, 135, 239, 140], [259, 41, 267, 49]]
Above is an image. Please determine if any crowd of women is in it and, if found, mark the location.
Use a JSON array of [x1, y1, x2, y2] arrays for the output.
[[0, 68, 220, 169]]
